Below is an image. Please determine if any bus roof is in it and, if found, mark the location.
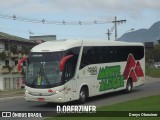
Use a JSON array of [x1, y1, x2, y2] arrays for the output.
[[31, 39, 144, 52]]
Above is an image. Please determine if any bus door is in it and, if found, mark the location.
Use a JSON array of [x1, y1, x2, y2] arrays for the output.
[[60, 55, 77, 99]]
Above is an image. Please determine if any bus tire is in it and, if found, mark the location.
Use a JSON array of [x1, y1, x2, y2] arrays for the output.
[[79, 87, 88, 104], [125, 79, 133, 93]]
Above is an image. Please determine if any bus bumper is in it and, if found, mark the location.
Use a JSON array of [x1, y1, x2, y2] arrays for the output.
[[25, 91, 65, 103]]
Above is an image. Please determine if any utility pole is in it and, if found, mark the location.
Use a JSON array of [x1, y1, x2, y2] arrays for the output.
[[112, 16, 127, 40], [106, 29, 111, 40]]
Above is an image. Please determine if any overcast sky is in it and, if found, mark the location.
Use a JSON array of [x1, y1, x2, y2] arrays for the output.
[[0, 0, 160, 40]]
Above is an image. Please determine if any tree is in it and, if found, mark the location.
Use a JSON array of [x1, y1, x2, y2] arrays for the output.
[[145, 49, 154, 62], [10, 44, 18, 54], [153, 44, 160, 62], [0, 51, 7, 60]]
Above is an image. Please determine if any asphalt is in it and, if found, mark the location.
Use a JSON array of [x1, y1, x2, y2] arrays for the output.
[[0, 76, 159, 102], [0, 90, 24, 101], [0, 76, 159, 120]]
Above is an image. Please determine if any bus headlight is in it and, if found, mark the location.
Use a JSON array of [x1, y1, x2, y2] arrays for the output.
[[56, 90, 60, 94], [26, 90, 30, 94]]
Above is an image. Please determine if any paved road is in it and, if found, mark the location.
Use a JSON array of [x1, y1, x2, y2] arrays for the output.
[[0, 76, 160, 110], [0, 77, 160, 119]]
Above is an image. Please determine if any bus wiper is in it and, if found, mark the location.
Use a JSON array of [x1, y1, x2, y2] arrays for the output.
[[43, 72, 50, 85], [31, 65, 51, 86], [41, 64, 51, 85], [31, 72, 40, 85]]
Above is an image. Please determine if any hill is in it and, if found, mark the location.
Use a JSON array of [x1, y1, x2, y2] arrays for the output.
[[119, 21, 160, 43]]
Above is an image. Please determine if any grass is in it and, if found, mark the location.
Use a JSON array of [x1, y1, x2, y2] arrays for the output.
[[145, 62, 160, 78], [97, 95, 160, 111], [145, 66, 160, 78], [45, 95, 160, 120], [46, 118, 159, 120]]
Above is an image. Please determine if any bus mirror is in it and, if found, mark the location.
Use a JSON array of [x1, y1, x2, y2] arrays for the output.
[[17, 57, 28, 72], [59, 55, 73, 72]]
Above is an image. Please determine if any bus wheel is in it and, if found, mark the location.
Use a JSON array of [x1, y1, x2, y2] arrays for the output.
[[79, 87, 88, 104], [125, 79, 133, 93]]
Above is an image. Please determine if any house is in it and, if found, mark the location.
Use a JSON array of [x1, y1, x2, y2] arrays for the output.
[[0, 32, 35, 90]]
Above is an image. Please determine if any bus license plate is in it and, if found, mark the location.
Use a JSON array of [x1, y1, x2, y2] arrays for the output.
[[38, 98, 45, 101]]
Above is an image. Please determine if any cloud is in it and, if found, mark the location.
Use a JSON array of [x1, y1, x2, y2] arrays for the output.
[[0, 0, 160, 18], [47, 0, 160, 12], [0, 0, 52, 14]]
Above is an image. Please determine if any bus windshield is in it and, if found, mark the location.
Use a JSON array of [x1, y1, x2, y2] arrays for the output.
[[26, 52, 64, 88]]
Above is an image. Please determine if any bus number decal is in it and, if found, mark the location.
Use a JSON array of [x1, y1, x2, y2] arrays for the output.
[[88, 67, 97, 75], [97, 65, 124, 91]]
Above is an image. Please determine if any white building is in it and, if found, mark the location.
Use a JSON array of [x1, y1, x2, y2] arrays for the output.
[[30, 35, 56, 44], [0, 32, 35, 90]]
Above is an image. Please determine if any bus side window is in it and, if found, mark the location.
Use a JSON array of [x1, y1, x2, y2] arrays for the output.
[[62, 56, 77, 82], [80, 47, 94, 69], [62, 47, 80, 82]]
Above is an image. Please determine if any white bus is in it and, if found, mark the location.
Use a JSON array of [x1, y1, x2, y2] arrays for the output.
[[18, 39, 145, 103]]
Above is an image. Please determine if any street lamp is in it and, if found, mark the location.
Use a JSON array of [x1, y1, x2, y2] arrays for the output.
[[127, 28, 134, 33]]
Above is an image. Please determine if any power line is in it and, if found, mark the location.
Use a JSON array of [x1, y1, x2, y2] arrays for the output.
[[0, 13, 112, 25], [0, 13, 127, 40]]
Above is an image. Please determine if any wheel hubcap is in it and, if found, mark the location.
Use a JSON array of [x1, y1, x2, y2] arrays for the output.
[[128, 83, 131, 91], [80, 91, 85, 101]]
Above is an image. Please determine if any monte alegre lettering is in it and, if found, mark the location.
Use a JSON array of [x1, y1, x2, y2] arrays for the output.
[[97, 65, 124, 91]]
